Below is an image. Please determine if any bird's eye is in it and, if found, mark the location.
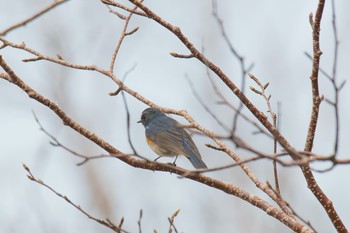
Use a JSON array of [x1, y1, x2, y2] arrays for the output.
[[141, 115, 145, 121]]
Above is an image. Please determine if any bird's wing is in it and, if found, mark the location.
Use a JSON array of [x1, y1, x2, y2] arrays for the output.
[[146, 116, 207, 168], [146, 118, 191, 156]]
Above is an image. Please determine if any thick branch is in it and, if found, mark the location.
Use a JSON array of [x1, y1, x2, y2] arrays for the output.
[[0, 37, 292, 218], [0, 55, 312, 233], [124, 1, 347, 232], [127, 0, 303, 163]]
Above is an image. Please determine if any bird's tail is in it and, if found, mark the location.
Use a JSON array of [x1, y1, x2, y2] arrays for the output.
[[188, 150, 207, 169]]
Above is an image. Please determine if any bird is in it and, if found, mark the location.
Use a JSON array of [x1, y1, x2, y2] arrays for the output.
[[138, 108, 207, 169]]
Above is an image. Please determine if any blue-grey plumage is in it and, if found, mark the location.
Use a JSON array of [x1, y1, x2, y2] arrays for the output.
[[138, 108, 207, 169]]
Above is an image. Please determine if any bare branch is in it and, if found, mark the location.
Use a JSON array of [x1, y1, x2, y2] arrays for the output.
[[0, 0, 67, 36], [121, 64, 139, 155], [137, 209, 143, 233], [285, 202, 317, 233], [186, 74, 230, 132], [0, 55, 312, 232], [106, 5, 127, 20], [124, 0, 304, 164], [116, 217, 125, 233], [0, 37, 295, 223], [32, 112, 112, 166], [108, 4, 139, 73], [301, 1, 348, 231], [101, 0, 147, 17], [168, 209, 180, 233], [329, 0, 341, 156], [23, 164, 130, 233], [2, 1, 347, 231], [304, 1, 324, 152], [212, 0, 254, 136], [206, 68, 272, 138], [119, 2, 347, 231], [169, 52, 194, 58], [266, 182, 317, 233], [248, 72, 281, 195]]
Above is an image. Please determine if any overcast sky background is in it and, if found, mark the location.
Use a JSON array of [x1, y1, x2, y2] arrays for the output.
[[1, 0, 350, 232]]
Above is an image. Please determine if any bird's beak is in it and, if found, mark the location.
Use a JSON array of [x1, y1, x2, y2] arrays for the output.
[[137, 120, 141, 123]]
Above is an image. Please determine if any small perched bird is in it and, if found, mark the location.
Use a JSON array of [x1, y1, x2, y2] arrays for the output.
[[138, 108, 207, 169]]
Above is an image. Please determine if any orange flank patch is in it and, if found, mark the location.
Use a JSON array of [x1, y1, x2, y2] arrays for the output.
[[146, 136, 154, 145], [146, 136, 160, 154]]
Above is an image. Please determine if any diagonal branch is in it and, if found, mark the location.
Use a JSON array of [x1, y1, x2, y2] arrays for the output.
[[101, 0, 147, 17], [0, 0, 67, 36], [33, 112, 112, 166], [126, 0, 304, 163], [109, 5, 139, 73], [0, 55, 312, 233], [212, 0, 254, 136], [122, 1, 347, 232], [206, 67, 272, 138], [23, 164, 129, 233], [0, 37, 293, 217], [168, 209, 180, 233]]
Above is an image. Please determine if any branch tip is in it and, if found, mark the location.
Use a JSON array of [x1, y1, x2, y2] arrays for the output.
[[263, 82, 270, 90], [309, 12, 314, 27], [249, 86, 262, 95], [169, 52, 194, 59], [338, 80, 346, 90], [56, 54, 64, 60], [22, 163, 30, 172], [109, 87, 122, 96], [126, 26, 139, 36]]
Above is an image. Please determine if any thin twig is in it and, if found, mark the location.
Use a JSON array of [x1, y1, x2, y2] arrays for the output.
[[1, 6, 312, 231], [168, 209, 180, 233], [304, 50, 344, 157], [126, 0, 305, 162], [270, 105, 279, 193], [0, 0, 67, 36], [22, 164, 130, 233], [284, 201, 318, 233], [106, 5, 127, 20], [247, 73, 280, 193], [330, 0, 341, 156], [0, 37, 294, 220], [170, 52, 194, 58], [101, 0, 147, 17], [205, 66, 272, 138], [0, 54, 311, 232], [304, 52, 331, 80], [32, 111, 112, 166], [109, 4, 139, 73], [116, 217, 125, 233], [183, 151, 339, 175], [212, 0, 254, 136], [117, 2, 345, 230], [121, 63, 139, 155], [266, 182, 316, 232], [186, 74, 230, 132], [137, 209, 143, 233]]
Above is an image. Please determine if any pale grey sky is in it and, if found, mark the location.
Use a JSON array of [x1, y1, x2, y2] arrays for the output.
[[1, 1, 350, 232]]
